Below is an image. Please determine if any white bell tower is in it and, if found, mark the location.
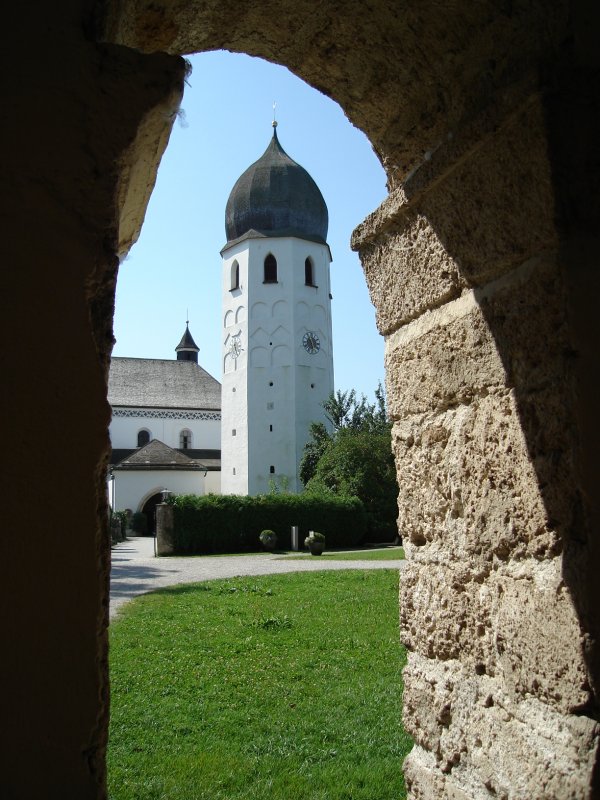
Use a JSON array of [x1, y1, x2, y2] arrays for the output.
[[220, 124, 334, 495]]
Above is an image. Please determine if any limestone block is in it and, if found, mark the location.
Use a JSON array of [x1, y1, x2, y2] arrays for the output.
[[491, 560, 591, 713], [402, 653, 599, 799], [404, 747, 477, 800], [392, 393, 559, 562], [416, 100, 557, 283], [358, 99, 558, 333], [400, 561, 495, 671], [360, 220, 466, 336], [384, 293, 506, 419], [385, 255, 568, 419], [475, 256, 568, 394], [401, 558, 590, 713]]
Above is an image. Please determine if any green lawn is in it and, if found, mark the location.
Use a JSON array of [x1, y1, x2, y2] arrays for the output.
[[281, 547, 405, 561], [108, 570, 412, 800]]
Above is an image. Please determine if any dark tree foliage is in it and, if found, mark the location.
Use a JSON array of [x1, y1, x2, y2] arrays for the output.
[[300, 384, 399, 541], [298, 421, 330, 486]]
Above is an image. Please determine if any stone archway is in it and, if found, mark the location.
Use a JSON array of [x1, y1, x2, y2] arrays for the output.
[[98, 3, 599, 797], [4, 1, 599, 798], [140, 491, 163, 536]]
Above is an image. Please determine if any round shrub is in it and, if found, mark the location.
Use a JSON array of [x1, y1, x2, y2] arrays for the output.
[[259, 529, 278, 550]]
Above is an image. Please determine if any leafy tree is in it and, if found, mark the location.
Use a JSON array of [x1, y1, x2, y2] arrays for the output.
[[301, 384, 399, 541], [299, 421, 330, 486], [322, 386, 388, 433]]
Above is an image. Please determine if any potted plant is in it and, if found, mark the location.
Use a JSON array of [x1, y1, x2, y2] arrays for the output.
[[259, 529, 278, 551], [305, 531, 325, 556]]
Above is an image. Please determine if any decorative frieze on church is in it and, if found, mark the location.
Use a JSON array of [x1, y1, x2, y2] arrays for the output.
[[113, 408, 221, 421]]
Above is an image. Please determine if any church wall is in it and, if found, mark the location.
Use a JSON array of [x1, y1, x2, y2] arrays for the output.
[[110, 411, 220, 451], [204, 470, 222, 495], [113, 470, 206, 512]]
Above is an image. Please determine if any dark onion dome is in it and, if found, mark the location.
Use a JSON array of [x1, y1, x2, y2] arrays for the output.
[[225, 126, 328, 245]]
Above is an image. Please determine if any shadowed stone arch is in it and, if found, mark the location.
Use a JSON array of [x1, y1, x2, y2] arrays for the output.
[[4, 2, 599, 798]]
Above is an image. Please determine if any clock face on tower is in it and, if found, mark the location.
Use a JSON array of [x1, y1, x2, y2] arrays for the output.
[[302, 331, 321, 354], [229, 334, 242, 359]]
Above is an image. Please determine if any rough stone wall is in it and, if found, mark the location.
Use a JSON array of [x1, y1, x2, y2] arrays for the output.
[[3, 0, 599, 797], [353, 86, 600, 798], [2, 2, 185, 796], [101, 0, 570, 186]]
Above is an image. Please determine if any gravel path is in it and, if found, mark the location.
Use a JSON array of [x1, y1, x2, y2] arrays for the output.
[[110, 536, 405, 619]]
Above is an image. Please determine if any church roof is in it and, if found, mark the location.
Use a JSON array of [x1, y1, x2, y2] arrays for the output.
[[113, 439, 202, 470], [108, 357, 221, 410], [175, 324, 199, 353], [110, 447, 221, 469], [225, 127, 328, 245]]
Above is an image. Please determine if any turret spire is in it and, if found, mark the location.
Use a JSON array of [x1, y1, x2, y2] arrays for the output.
[[175, 322, 199, 363]]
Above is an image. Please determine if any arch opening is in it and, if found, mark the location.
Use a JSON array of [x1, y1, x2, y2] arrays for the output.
[[4, 3, 598, 799], [105, 45, 395, 796], [263, 253, 278, 283]]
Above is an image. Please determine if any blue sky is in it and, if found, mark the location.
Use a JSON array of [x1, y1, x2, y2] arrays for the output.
[[113, 51, 387, 401]]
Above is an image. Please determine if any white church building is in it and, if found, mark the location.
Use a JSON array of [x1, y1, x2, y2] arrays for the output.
[[107, 122, 334, 519], [221, 123, 334, 494], [108, 325, 222, 524]]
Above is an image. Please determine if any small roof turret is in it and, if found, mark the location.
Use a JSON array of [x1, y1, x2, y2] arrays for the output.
[[225, 126, 328, 246], [175, 323, 199, 363]]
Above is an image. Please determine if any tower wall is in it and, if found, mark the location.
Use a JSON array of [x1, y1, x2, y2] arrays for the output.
[[221, 236, 333, 494]]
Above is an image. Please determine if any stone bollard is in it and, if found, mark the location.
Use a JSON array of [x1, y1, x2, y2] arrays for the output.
[[155, 503, 175, 556], [291, 525, 299, 551]]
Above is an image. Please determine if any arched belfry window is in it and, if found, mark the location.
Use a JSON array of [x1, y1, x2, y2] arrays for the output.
[[230, 260, 240, 291], [305, 257, 315, 286], [137, 429, 150, 447], [264, 254, 277, 283], [179, 429, 192, 449]]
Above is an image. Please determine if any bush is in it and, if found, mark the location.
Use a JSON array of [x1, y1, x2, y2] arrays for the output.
[[305, 429, 399, 542], [259, 529, 278, 550], [131, 511, 148, 535], [110, 513, 125, 544], [305, 530, 326, 555], [171, 493, 367, 555]]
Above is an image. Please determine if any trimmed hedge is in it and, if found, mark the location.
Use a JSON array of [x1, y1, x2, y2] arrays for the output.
[[171, 493, 367, 554]]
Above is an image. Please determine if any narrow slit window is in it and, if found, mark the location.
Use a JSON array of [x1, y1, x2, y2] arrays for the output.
[[230, 260, 240, 291], [179, 429, 192, 449], [305, 257, 314, 286], [264, 254, 277, 283], [269, 465, 275, 474]]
